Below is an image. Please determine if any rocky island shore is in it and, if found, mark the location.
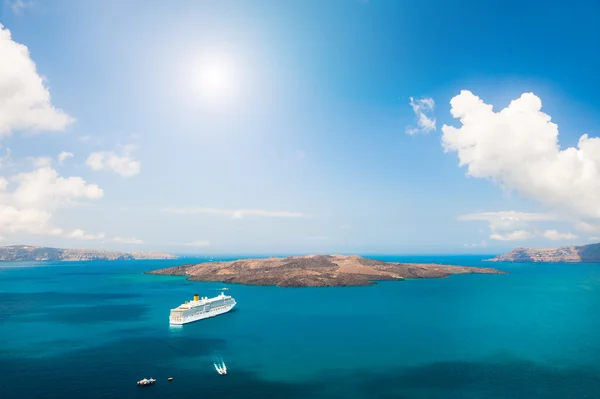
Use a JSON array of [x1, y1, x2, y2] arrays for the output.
[[0, 245, 178, 261], [488, 242, 600, 263], [146, 254, 505, 287]]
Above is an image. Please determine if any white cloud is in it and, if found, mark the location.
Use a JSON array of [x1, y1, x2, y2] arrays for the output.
[[65, 229, 105, 241], [589, 237, 600, 242], [442, 90, 600, 223], [0, 207, 103, 241], [458, 211, 556, 223], [30, 156, 52, 168], [406, 97, 436, 135], [459, 211, 578, 242], [58, 151, 73, 164], [111, 236, 144, 245], [0, 205, 52, 235], [11, 166, 103, 208], [491, 230, 535, 241], [164, 207, 306, 219], [305, 236, 329, 241], [543, 229, 578, 241], [0, 24, 73, 136], [183, 240, 210, 247], [86, 145, 141, 177], [0, 165, 104, 240], [0, 26, 106, 243], [458, 211, 551, 241]]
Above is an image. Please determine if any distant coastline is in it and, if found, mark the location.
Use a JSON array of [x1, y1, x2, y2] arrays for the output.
[[0, 245, 178, 262], [488, 242, 600, 263], [147, 254, 506, 287]]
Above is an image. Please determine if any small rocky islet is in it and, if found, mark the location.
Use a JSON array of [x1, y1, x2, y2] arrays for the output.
[[146, 254, 506, 287]]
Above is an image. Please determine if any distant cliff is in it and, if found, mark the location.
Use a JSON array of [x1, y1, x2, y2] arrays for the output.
[[0, 245, 178, 261], [147, 254, 505, 287], [488, 243, 600, 262]]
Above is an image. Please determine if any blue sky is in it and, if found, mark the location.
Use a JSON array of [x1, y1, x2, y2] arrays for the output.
[[0, 0, 599, 254]]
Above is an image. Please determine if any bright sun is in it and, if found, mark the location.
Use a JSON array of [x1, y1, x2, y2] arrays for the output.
[[194, 57, 238, 103]]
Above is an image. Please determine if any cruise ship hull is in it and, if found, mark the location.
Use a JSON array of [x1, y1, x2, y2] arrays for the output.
[[169, 302, 236, 325]]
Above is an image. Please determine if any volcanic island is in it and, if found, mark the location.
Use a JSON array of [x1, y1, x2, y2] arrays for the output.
[[146, 254, 506, 287]]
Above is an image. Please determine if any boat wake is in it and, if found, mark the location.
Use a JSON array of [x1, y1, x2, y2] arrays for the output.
[[213, 358, 227, 375]]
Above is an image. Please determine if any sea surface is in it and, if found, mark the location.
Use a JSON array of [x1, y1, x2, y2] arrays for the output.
[[2, 255, 600, 398]]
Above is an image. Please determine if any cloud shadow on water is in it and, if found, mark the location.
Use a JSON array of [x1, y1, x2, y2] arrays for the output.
[[15, 303, 151, 324], [354, 358, 600, 399], [0, 334, 326, 399], [0, 292, 141, 322], [3, 336, 600, 399], [2, 316, 600, 399]]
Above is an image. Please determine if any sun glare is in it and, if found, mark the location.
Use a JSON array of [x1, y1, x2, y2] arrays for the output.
[[193, 56, 239, 104]]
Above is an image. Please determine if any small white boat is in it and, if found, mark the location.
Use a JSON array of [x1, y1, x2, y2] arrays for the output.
[[137, 378, 156, 386]]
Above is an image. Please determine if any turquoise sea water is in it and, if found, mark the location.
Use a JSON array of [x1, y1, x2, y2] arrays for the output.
[[2, 255, 600, 398]]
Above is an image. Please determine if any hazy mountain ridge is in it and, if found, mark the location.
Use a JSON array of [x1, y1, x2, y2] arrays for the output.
[[0, 245, 178, 261], [488, 243, 600, 262]]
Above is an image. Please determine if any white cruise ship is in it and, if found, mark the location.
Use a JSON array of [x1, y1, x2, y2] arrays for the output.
[[169, 292, 236, 325]]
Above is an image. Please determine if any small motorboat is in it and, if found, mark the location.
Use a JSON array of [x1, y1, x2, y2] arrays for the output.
[[137, 378, 156, 386], [214, 362, 227, 375], [168, 377, 173, 381]]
